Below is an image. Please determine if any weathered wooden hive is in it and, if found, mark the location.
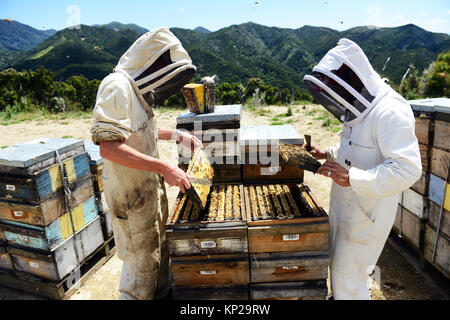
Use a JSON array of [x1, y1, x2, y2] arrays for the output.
[[394, 98, 450, 280], [0, 138, 107, 297]]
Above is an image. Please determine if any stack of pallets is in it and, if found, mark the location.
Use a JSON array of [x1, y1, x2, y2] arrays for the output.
[[394, 99, 450, 280], [0, 138, 110, 299], [177, 105, 242, 184]]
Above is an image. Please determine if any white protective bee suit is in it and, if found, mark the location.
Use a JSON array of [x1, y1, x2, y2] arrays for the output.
[[91, 27, 196, 300], [304, 39, 422, 300]]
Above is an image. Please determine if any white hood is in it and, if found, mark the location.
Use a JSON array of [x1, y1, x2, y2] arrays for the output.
[[114, 27, 196, 111], [304, 38, 390, 126]]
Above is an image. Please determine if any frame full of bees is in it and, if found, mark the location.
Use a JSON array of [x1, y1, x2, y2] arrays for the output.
[[185, 148, 215, 210], [278, 143, 322, 174], [243, 184, 328, 227]]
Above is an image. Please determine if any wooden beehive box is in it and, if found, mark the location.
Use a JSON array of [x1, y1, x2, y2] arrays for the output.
[[240, 126, 306, 184], [393, 205, 425, 253], [0, 175, 94, 227], [100, 210, 113, 240], [0, 152, 91, 203], [433, 100, 450, 152], [177, 105, 241, 132], [250, 280, 328, 300], [7, 216, 104, 282], [398, 188, 428, 220], [170, 254, 250, 287], [250, 251, 329, 284], [0, 197, 98, 252], [0, 245, 13, 271], [0, 138, 85, 176], [172, 285, 249, 301], [423, 224, 449, 280], [244, 184, 329, 254], [84, 142, 104, 194], [431, 147, 450, 181], [411, 170, 429, 196], [428, 200, 450, 239], [167, 184, 248, 257]]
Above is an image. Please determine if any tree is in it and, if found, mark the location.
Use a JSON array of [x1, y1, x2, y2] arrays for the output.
[[420, 51, 450, 98], [399, 64, 420, 100]]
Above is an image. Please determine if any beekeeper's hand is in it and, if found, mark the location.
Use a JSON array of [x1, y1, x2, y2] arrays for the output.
[[304, 143, 327, 160], [318, 161, 351, 187], [177, 130, 203, 152], [160, 163, 192, 194]]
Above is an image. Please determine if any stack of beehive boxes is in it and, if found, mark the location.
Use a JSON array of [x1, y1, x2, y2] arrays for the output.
[[394, 98, 449, 280], [84, 142, 113, 240], [240, 127, 329, 300], [0, 138, 105, 298], [168, 120, 330, 300], [177, 105, 242, 184]]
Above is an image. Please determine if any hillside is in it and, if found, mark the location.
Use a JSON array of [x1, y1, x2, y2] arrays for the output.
[[0, 20, 56, 53], [3, 22, 450, 86]]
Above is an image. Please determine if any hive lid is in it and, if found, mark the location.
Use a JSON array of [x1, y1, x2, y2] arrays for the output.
[[84, 141, 104, 166], [409, 98, 450, 113], [0, 138, 85, 168], [186, 148, 215, 210], [177, 105, 242, 125], [239, 125, 304, 147]]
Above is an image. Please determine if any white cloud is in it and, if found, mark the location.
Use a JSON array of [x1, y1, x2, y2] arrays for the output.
[[448, 9, 450, 14], [421, 11, 428, 16], [366, 5, 382, 27], [393, 15, 405, 21], [179, 8, 185, 12], [423, 18, 448, 32]]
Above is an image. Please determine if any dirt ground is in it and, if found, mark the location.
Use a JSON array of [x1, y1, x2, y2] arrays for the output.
[[0, 105, 445, 300]]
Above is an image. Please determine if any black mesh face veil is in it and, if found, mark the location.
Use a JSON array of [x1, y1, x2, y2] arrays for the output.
[[134, 49, 196, 107], [331, 64, 375, 104], [304, 76, 357, 123], [142, 68, 196, 106]]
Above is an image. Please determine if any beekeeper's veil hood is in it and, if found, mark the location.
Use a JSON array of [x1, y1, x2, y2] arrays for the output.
[[114, 27, 196, 112], [304, 38, 390, 125]]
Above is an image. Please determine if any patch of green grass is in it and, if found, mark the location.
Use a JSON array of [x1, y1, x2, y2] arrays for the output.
[[271, 122, 284, 126], [1, 146, 9, 149], [62, 136, 74, 139], [30, 46, 54, 60], [285, 119, 294, 124], [307, 122, 313, 125], [60, 121, 70, 125]]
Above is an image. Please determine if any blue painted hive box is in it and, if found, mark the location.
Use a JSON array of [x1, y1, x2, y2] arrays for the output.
[[0, 138, 91, 203], [84, 141, 104, 194]]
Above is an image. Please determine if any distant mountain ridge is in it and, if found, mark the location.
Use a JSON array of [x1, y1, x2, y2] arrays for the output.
[[1, 21, 449, 88], [0, 19, 56, 53]]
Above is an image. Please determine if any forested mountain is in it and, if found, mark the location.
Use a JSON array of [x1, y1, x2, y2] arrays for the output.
[[2, 21, 449, 88]]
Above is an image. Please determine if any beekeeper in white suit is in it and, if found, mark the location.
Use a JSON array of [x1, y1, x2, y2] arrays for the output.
[[303, 39, 422, 300], [91, 27, 202, 300]]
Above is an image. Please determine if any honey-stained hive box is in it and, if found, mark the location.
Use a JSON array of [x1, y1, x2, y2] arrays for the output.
[[243, 184, 329, 254], [167, 184, 247, 257], [170, 254, 250, 287], [1, 197, 98, 251], [8, 216, 104, 282]]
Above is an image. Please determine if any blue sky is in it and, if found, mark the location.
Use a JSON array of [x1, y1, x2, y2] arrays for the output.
[[1, 0, 449, 33]]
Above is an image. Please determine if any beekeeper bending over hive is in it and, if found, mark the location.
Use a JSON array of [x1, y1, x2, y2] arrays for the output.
[[90, 27, 202, 300], [303, 39, 422, 300]]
